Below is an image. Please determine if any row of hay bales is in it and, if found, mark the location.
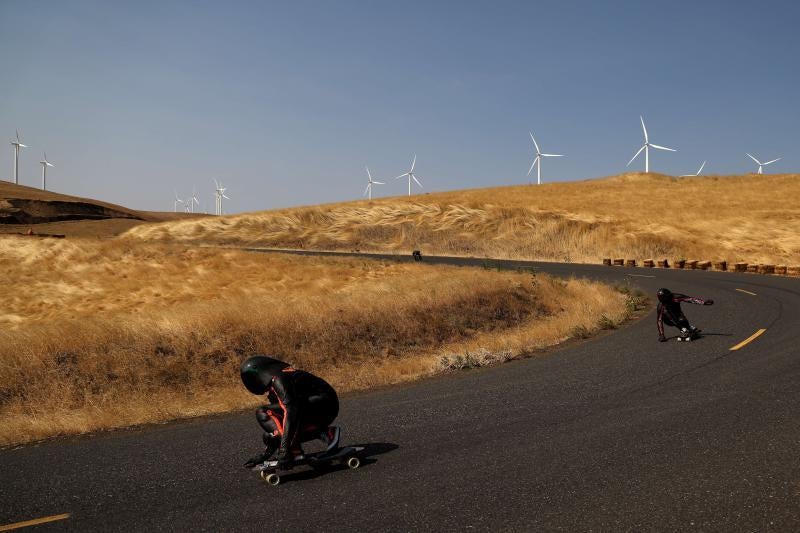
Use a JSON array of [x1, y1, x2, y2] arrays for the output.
[[602, 258, 800, 276]]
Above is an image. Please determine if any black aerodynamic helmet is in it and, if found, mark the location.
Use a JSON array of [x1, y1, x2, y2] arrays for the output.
[[240, 355, 290, 395], [656, 288, 672, 303]]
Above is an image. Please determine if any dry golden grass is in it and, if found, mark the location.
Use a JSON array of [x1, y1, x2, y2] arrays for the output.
[[0, 238, 638, 446], [124, 173, 800, 265]]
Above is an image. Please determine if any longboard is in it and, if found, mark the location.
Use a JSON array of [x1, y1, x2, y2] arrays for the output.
[[252, 445, 365, 486]]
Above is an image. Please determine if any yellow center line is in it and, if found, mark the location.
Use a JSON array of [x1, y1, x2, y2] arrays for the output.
[[735, 288, 757, 296], [729, 329, 767, 351], [0, 514, 70, 532]]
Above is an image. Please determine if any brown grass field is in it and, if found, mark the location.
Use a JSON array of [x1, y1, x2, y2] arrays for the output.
[[123, 173, 800, 266], [0, 237, 641, 446]]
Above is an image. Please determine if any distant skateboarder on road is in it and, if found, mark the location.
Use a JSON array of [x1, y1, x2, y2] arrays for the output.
[[656, 288, 714, 342], [241, 355, 341, 468]]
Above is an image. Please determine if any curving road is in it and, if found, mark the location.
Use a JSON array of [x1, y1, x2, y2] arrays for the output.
[[2, 252, 799, 532]]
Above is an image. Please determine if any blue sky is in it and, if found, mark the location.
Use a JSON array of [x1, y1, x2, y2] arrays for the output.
[[1, 1, 798, 213]]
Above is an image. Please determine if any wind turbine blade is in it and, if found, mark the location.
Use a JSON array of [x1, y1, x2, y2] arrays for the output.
[[373, 180, 385, 185], [697, 161, 706, 174], [540, 153, 564, 157], [746, 153, 760, 164], [529, 132, 540, 153], [764, 158, 781, 165], [412, 176, 422, 188], [222, 194, 230, 199], [627, 145, 646, 166], [640, 116, 648, 143], [363, 184, 370, 197], [19, 143, 28, 148], [649, 144, 676, 152], [366, 166, 371, 180], [394, 172, 409, 180], [410, 154, 416, 172], [527, 157, 538, 176]]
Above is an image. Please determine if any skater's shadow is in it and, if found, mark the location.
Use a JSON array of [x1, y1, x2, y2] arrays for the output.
[[271, 442, 399, 484]]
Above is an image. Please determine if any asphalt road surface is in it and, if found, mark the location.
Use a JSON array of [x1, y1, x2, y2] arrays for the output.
[[2, 252, 799, 532]]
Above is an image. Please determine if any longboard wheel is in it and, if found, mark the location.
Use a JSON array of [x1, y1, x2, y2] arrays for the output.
[[346, 456, 361, 469], [264, 473, 280, 486]]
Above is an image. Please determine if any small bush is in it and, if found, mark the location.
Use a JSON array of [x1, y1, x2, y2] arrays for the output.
[[598, 315, 618, 330], [569, 325, 592, 339]]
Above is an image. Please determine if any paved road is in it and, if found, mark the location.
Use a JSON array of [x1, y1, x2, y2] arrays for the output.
[[2, 252, 799, 532]]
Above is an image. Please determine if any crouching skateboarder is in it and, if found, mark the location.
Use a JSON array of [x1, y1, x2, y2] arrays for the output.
[[241, 355, 340, 468], [656, 288, 714, 342]]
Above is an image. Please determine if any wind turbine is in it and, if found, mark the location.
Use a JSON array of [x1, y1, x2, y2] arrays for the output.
[[10, 130, 28, 184], [679, 160, 707, 177], [39, 152, 54, 190], [527, 132, 564, 185], [627, 116, 676, 173], [363, 167, 384, 200], [214, 179, 230, 215], [190, 188, 199, 213], [173, 191, 184, 212], [393, 155, 423, 196], [746, 153, 780, 174]]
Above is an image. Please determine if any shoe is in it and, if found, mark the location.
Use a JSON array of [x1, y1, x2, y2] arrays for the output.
[[276, 447, 305, 469], [319, 426, 340, 452], [244, 447, 275, 468]]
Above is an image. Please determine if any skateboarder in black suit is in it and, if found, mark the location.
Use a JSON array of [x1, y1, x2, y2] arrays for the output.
[[656, 288, 714, 342], [241, 355, 340, 468]]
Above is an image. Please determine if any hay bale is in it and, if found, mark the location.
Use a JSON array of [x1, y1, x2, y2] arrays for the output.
[[775, 265, 787, 275], [602, 258, 612, 266], [746, 264, 759, 273], [713, 261, 727, 271], [657, 259, 669, 268], [613, 258, 624, 266], [686, 260, 699, 270], [625, 259, 637, 267], [698, 261, 711, 270], [734, 262, 748, 273], [787, 266, 800, 276], [672, 259, 686, 269], [759, 264, 775, 274], [643, 259, 655, 268]]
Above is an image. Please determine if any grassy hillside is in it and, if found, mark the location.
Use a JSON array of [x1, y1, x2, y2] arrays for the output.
[[0, 238, 638, 445], [0, 181, 201, 237], [123, 173, 800, 265]]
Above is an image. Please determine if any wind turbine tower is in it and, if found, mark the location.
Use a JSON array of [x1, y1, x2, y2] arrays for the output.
[[39, 153, 54, 190], [627, 116, 676, 173], [527, 132, 564, 185], [10, 130, 28, 185]]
